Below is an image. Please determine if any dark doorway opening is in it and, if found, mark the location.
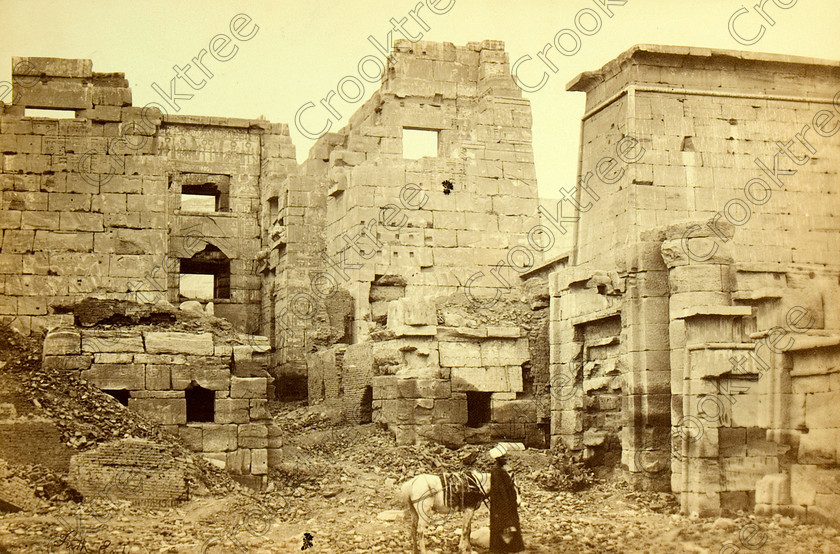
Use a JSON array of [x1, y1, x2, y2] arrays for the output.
[[185, 383, 215, 422], [466, 391, 492, 428], [359, 386, 373, 424], [103, 389, 130, 406]]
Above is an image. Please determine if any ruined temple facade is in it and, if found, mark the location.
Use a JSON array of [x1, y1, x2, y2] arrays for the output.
[[1, 43, 838, 519], [293, 40, 551, 447], [551, 45, 840, 522]]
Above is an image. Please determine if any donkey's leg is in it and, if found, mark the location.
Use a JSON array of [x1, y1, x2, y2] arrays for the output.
[[415, 497, 433, 554], [407, 497, 419, 554], [458, 506, 475, 553]]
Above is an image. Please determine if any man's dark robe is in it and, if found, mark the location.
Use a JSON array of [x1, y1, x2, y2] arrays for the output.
[[490, 463, 525, 552]]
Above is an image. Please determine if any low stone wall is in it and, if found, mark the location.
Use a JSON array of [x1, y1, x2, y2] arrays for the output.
[[43, 326, 281, 489], [370, 315, 537, 447]]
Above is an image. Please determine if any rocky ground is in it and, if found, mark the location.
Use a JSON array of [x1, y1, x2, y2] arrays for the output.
[[1, 405, 839, 553], [1, 324, 839, 553]]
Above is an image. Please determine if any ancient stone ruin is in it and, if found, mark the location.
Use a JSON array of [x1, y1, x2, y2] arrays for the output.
[[1, 42, 838, 521]]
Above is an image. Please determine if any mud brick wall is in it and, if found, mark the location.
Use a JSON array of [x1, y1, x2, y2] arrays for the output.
[[67, 439, 188, 507], [340, 343, 374, 422], [43, 326, 281, 487], [0, 56, 296, 337], [0, 461, 44, 511], [0, 417, 73, 471]]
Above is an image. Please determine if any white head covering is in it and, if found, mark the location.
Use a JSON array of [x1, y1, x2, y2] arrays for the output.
[[488, 442, 525, 460]]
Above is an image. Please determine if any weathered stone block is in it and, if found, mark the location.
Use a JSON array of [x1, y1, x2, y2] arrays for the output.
[[388, 297, 436, 327], [267, 424, 283, 449], [486, 326, 521, 338], [214, 399, 250, 424], [238, 424, 268, 449], [372, 375, 398, 399], [93, 353, 134, 364], [81, 364, 145, 390], [798, 429, 839, 465], [719, 427, 746, 457], [42, 355, 92, 371], [226, 449, 251, 475], [805, 392, 837, 430], [179, 426, 203, 451], [81, 330, 144, 353], [434, 394, 468, 424], [134, 353, 187, 365], [202, 453, 226, 470], [721, 456, 779, 492], [396, 378, 450, 398], [451, 366, 521, 392], [267, 448, 283, 468], [144, 332, 214, 355], [492, 399, 536, 424], [171, 366, 229, 391], [251, 449, 268, 474], [43, 328, 80, 355], [145, 365, 171, 390], [203, 424, 238, 452], [755, 473, 791, 506], [127, 398, 186, 425], [439, 341, 481, 367], [249, 399, 270, 420], [230, 377, 267, 399], [480, 338, 530, 367]]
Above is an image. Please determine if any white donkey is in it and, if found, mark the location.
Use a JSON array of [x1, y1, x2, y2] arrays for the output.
[[400, 470, 518, 553]]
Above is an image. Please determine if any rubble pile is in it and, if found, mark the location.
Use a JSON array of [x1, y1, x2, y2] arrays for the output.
[[0, 322, 243, 501]]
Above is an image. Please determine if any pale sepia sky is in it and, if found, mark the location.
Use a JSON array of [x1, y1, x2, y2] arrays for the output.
[[1, 0, 838, 199]]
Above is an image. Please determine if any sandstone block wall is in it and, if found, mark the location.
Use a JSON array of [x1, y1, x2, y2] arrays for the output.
[[306, 293, 550, 447], [0, 56, 296, 337], [551, 45, 840, 521], [43, 325, 281, 487], [277, 40, 542, 392]]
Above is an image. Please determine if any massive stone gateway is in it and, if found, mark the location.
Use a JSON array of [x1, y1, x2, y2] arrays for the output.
[[1, 43, 838, 519], [550, 45, 840, 522]]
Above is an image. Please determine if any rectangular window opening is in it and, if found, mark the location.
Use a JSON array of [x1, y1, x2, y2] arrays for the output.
[[179, 250, 231, 300], [402, 128, 439, 159], [179, 175, 230, 212], [24, 107, 77, 119], [179, 274, 215, 301]]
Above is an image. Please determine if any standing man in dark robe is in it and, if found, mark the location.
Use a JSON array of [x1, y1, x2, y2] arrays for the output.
[[489, 445, 525, 552]]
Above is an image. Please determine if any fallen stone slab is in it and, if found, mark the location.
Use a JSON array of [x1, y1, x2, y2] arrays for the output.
[[144, 331, 214, 355]]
